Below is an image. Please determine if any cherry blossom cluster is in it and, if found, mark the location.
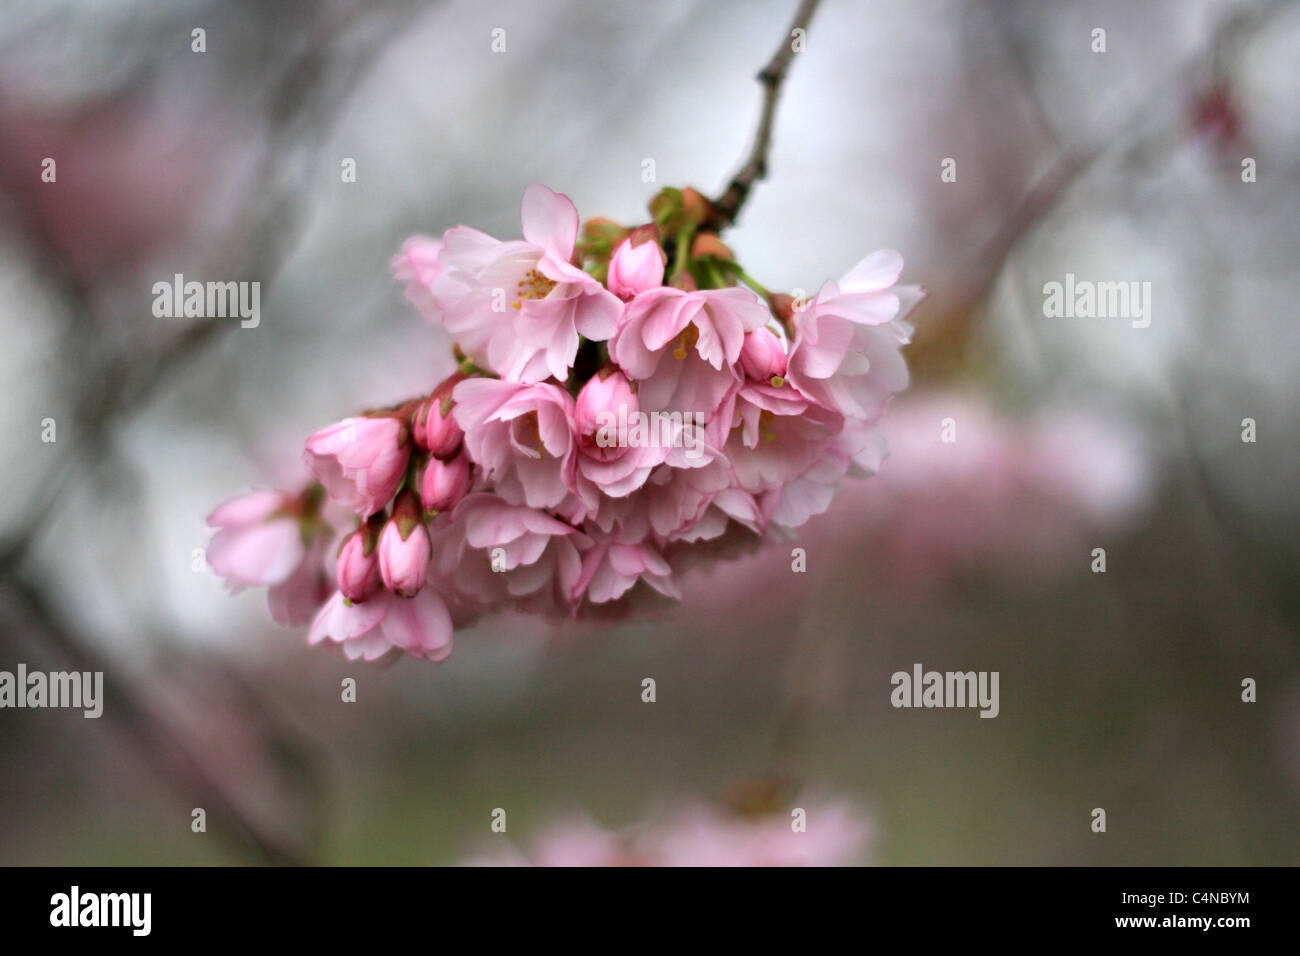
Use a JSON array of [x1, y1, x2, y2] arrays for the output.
[[206, 185, 920, 663]]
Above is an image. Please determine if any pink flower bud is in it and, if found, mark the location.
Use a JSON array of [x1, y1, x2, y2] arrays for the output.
[[739, 327, 788, 383], [607, 237, 665, 300], [574, 369, 637, 437], [336, 516, 383, 603], [413, 377, 465, 459], [420, 453, 471, 513], [378, 492, 431, 597]]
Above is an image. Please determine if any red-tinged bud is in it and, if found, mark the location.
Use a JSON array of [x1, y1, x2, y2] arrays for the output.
[[691, 233, 733, 261], [581, 217, 628, 246], [680, 187, 711, 227], [768, 293, 797, 324], [413, 374, 466, 458], [627, 223, 659, 245], [420, 452, 471, 514], [740, 327, 788, 383], [336, 514, 384, 603], [574, 368, 637, 438], [649, 188, 681, 228], [650, 187, 712, 233], [378, 491, 430, 597]]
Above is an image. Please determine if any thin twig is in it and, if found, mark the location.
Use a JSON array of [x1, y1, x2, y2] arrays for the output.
[[706, 0, 823, 231]]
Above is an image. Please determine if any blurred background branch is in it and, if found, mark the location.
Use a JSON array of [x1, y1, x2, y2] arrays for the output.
[[0, 0, 435, 865]]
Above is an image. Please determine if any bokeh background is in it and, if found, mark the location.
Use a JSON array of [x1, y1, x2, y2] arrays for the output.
[[1, 0, 1297, 864]]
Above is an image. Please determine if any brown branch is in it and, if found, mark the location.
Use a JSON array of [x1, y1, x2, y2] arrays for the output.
[[705, 0, 823, 231]]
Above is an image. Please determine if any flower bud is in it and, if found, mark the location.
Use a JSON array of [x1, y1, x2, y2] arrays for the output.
[[607, 237, 665, 300], [767, 293, 797, 325], [420, 452, 471, 514], [691, 233, 733, 261], [336, 515, 383, 603], [580, 217, 628, 248], [739, 327, 788, 383], [575, 368, 637, 438], [650, 187, 710, 233], [413, 376, 465, 459], [378, 491, 431, 597], [680, 188, 711, 227]]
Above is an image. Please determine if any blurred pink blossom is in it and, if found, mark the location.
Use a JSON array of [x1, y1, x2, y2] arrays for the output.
[[468, 792, 871, 867]]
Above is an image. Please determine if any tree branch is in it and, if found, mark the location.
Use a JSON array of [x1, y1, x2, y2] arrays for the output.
[[705, 0, 823, 231]]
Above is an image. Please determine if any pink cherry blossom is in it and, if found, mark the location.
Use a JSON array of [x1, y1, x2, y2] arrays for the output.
[[574, 368, 634, 437], [609, 286, 770, 418], [720, 385, 843, 495], [758, 418, 887, 530], [653, 796, 870, 867], [571, 531, 680, 604], [390, 235, 444, 322], [206, 489, 305, 588], [838, 392, 1151, 587], [265, 536, 332, 627], [429, 185, 622, 382], [638, 458, 751, 542], [469, 793, 871, 867], [218, 175, 930, 669], [434, 493, 587, 609], [207, 488, 331, 626], [308, 586, 453, 662], [452, 378, 577, 509], [785, 251, 920, 423], [303, 415, 410, 518]]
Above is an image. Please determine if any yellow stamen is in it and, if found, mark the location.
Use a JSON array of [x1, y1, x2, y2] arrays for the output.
[[672, 324, 699, 360], [512, 268, 556, 310]]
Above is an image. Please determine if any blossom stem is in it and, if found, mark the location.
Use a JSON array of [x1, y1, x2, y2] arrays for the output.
[[733, 268, 771, 299], [716, 258, 771, 298], [670, 224, 696, 280], [705, 0, 824, 231]]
